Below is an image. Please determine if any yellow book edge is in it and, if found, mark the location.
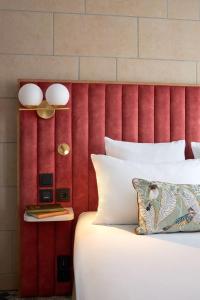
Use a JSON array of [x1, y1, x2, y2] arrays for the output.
[[27, 209, 69, 219]]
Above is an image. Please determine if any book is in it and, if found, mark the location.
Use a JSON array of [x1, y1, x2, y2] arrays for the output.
[[26, 203, 65, 214], [27, 209, 69, 219]]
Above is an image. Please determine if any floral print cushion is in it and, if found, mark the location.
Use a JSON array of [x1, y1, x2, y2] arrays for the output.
[[132, 178, 200, 234]]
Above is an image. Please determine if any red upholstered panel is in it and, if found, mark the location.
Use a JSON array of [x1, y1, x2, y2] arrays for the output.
[[105, 84, 122, 140], [88, 84, 106, 210], [38, 224, 55, 296], [138, 85, 154, 142], [122, 85, 138, 142], [72, 83, 89, 218], [19, 81, 200, 297], [185, 87, 200, 158], [20, 111, 38, 297], [154, 86, 170, 142], [19, 82, 72, 297], [37, 116, 55, 296], [55, 222, 72, 295], [55, 83, 72, 294], [170, 86, 185, 142]]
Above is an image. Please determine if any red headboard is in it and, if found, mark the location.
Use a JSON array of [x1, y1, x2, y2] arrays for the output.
[[19, 80, 200, 296]]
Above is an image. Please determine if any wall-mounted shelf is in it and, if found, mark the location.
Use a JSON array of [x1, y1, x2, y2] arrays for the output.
[[24, 207, 74, 222]]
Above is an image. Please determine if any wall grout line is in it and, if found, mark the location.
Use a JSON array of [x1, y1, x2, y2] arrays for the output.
[[0, 97, 16, 99], [0, 185, 17, 188], [166, 0, 169, 18], [84, 0, 87, 13], [53, 12, 54, 55], [137, 17, 139, 58], [116, 58, 118, 81], [0, 229, 17, 232], [78, 57, 80, 80], [0, 272, 17, 275], [0, 52, 199, 63], [199, 0, 200, 20], [0, 142, 17, 144], [0, 141, 17, 144], [1, 8, 200, 22]]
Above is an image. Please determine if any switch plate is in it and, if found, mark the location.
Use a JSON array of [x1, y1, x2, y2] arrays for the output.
[[39, 189, 53, 202], [39, 173, 53, 187], [56, 188, 70, 202], [57, 255, 71, 282]]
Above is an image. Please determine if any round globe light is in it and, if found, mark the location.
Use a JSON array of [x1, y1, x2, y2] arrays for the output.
[[18, 83, 43, 107], [45, 84, 69, 106]]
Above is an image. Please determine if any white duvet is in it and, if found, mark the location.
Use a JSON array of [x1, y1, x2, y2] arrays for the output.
[[74, 212, 200, 300]]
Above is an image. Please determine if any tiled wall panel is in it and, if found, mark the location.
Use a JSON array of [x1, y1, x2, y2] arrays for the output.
[[139, 18, 200, 60], [0, 0, 84, 13], [86, 0, 167, 17], [54, 14, 137, 57]]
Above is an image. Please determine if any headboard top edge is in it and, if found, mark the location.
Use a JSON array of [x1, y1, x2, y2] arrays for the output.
[[18, 79, 200, 88]]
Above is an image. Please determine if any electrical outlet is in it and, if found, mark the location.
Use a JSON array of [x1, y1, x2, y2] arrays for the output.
[[56, 188, 70, 202], [39, 189, 53, 202], [57, 255, 71, 282], [39, 173, 53, 187]]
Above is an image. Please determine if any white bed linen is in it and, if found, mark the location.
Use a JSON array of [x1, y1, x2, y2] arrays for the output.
[[74, 212, 200, 300]]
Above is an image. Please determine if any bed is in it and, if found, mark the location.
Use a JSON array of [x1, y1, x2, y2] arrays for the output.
[[74, 212, 200, 300], [71, 82, 200, 300]]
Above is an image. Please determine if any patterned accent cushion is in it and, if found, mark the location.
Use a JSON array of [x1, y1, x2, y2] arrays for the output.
[[132, 178, 200, 234]]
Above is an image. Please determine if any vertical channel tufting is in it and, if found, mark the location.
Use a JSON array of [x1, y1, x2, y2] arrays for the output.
[[55, 83, 72, 204], [138, 85, 154, 142], [20, 80, 200, 297], [88, 84, 106, 211], [55, 83, 72, 295], [154, 86, 170, 142], [170, 86, 185, 143], [20, 111, 38, 297], [185, 87, 200, 158], [105, 84, 122, 140], [122, 85, 138, 141], [37, 116, 55, 296], [72, 83, 89, 218]]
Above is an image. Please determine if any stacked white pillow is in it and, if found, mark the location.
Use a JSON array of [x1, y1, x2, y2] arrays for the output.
[[91, 137, 190, 225], [191, 142, 200, 159], [92, 155, 200, 225], [105, 137, 185, 163]]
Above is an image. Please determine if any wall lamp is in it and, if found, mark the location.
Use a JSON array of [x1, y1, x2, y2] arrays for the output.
[[18, 83, 70, 119]]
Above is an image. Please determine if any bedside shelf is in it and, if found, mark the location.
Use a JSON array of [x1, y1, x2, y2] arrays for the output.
[[24, 207, 74, 222]]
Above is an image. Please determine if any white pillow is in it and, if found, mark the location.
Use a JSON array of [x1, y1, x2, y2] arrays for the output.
[[105, 137, 185, 163], [191, 142, 200, 158], [91, 154, 200, 225]]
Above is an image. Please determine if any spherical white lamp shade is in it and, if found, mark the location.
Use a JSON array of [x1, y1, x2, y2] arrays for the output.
[[18, 83, 43, 107], [45, 84, 70, 106]]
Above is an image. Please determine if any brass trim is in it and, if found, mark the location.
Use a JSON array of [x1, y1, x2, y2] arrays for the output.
[[57, 143, 70, 156], [19, 107, 69, 111], [18, 78, 200, 87], [36, 100, 55, 119], [18, 100, 69, 119]]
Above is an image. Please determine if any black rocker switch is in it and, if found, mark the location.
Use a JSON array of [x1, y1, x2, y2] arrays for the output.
[[39, 173, 53, 187], [39, 189, 53, 202], [56, 188, 70, 202], [57, 255, 71, 282]]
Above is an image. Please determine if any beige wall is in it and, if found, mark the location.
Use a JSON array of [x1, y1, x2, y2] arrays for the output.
[[0, 0, 199, 290]]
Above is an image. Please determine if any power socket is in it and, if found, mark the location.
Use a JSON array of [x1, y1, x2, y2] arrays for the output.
[[56, 188, 70, 202], [57, 255, 71, 282]]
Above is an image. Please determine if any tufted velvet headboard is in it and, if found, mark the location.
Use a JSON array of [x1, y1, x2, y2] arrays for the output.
[[19, 80, 200, 296]]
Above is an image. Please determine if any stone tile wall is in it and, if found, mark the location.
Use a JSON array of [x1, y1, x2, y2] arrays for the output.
[[0, 0, 199, 289]]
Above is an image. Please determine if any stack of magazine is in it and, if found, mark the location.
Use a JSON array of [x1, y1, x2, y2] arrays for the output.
[[25, 204, 69, 219]]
